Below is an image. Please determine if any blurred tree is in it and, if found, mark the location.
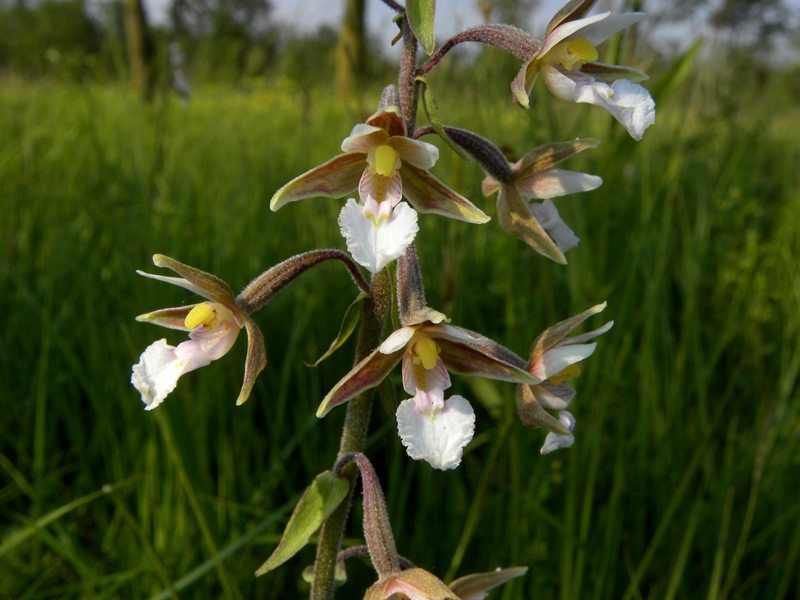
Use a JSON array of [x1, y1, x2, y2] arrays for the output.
[[125, 0, 155, 98], [335, 0, 365, 99]]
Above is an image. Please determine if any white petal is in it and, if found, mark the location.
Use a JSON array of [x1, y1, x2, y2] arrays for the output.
[[380, 326, 417, 354], [516, 169, 602, 199], [396, 396, 476, 470], [135, 271, 211, 299], [564, 320, 614, 345], [530, 343, 597, 380], [567, 13, 646, 47], [425, 324, 489, 344], [541, 411, 576, 455], [338, 199, 418, 274], [341, 124, 385, 153], [388, 136, 439, 170], [132, 339, 194, 410], [529, 199, 580, 253], [541, 12, 611, 55]]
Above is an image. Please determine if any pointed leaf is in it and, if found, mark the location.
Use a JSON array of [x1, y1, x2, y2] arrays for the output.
[[306, 293, 367, 367], [135, 305, 197, 331], [255, 471, 350, 576], [406, 0, 437, 55], [317, 348, 405, 417], [153, 255, 237, 305], [439, 341, 539, 385], [417, 78, 467, 159], [236, 317, 267, 405], [401, 164, 489, 224], [449, 566, 529, 599], [270, 153, 366, 211], [496, 185, 566, 264], [650, 39, 702, 103]]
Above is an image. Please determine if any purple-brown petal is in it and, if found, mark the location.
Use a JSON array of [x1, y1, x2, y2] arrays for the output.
[[269, 153, 366, 211], [496, 185, 566, 264], [317, 348, 405, 417], [401, 164, 490, 224], [515, 139, 600, 178], [365, 107, 407, 138], [235, 317, 267, 405], [516, 384, 571, 434], [152, 254, 237, 305], [545, 0, 599, 36], [439, 341, 539, 385]]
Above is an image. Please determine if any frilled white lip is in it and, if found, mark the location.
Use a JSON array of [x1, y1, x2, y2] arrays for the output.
[[338, 198, 419, 274], [543, 69, 655, 140], [131, 320, 239, 409], [396, 395, 476, 470], [529, 199, 580, 253], [541, 411, 576, 455]]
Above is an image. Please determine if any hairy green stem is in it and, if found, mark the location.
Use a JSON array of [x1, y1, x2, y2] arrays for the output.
[[310, 268, 391, 600]]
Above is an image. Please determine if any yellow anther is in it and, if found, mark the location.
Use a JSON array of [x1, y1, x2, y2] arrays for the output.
[[414, 337, 440, 370], [185, 303, 216, 329], [374, 145, 398, 177], [548, 37, 598, 71], [549, 363, 582, 386]]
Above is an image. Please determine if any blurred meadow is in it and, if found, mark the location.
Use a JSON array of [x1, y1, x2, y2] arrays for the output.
[[3, 0, 800, 598]]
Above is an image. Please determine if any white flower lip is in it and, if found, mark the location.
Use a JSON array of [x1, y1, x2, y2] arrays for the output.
[[396, 395, 476, 470]]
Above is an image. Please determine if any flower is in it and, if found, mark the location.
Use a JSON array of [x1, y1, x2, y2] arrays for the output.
[[317, 307, 538, 470], [512, 0, 655, 140], [482, 139, 602, 263], [338, 195, 419, 274], [364, 566, 528, 600], [515, 302, 612, 454], [269, 106, 489, 224], [131, 254, 266, 409]]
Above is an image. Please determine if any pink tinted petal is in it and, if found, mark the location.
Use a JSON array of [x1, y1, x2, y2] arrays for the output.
[[135, 305, 197, 331], [516, 169, 602, 199], [396, 395, 475, 470], [532, 381, 576, 411], [530, 343, 597, 380], [270, 153, 366, 210], [388, 136, 439, 169], [341, 124, 386, 153], [189, 320, 240, 361], [402, 354, 451, 397], [412, 386, 446, 413], [529, 199, 580, 253], [359, 168, 403, 206], [425, 323, 489, 345]]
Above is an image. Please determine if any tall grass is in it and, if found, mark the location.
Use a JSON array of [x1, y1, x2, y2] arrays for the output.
[[1, 57, 799, 599]]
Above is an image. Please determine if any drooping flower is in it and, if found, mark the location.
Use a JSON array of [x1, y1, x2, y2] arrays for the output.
[[317, 307, 538, 470], [482, 139, 603, 264], [512, 0, 655, 140], [338, 195, 419, 274], [131, 254, 266, 409], [516, 302, 613, 454], [269, 105, 489, 224]]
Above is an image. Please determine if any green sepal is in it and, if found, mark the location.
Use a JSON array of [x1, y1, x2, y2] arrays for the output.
[[416, 77, 468, 160], [305, 292, 368, 367], [406, 0, 437, 55], [255, 471, 350, 576]]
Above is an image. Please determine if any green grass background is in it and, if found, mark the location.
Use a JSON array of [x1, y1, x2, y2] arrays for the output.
[[2, 52, 800, 599]]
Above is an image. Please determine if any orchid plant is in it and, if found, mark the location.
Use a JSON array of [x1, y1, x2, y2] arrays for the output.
[[131, 0, 654, 597]]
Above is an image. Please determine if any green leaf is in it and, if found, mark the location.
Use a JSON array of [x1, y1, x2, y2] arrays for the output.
[[406, 0, 436, 55], [255, 471, 349, 576], [305, 293, 368, 367], [417, 77, 468, 160]]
